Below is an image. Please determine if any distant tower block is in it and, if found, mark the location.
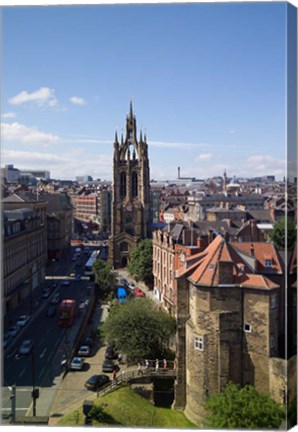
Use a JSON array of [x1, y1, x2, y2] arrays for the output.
[[178, 166, 181, 179], [108, 102, 150, 268]]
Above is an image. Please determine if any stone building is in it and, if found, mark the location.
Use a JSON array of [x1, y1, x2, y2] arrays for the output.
[[174, 235, 290, 424], [108, 102, 150, 268], [3, 208, 47, 315], [45, 192, 73, 260]]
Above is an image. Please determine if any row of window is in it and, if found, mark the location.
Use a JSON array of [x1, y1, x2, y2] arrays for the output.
[[194, 329, 276, 352]]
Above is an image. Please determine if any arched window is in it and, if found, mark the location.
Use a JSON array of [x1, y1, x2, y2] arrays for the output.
[[120, 172, 126, 198], [132, 171, 138, 198]]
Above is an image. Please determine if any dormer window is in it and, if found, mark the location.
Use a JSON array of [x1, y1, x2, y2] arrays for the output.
[[265, 259, 272, 268]]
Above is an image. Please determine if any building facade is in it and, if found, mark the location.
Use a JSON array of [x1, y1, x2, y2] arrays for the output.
[[3, 208, 47, 315], [108, 102, 150, 268]]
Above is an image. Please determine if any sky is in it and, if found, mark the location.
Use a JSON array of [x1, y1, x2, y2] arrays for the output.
[[0, 1, 293, 181]]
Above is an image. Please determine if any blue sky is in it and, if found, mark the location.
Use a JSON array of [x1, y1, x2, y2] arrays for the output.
[[1, 2, 290, 180]]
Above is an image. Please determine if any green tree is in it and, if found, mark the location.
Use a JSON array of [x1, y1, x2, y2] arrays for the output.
[[204, 382, 285, 429], [270, 217, 296, 251], [101, 298, 176, 362], [127, 239, 153, 287], [92, 259, 115, 298]]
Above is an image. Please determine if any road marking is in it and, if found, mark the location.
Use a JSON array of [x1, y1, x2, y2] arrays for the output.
[[38, 365, 46, 378], [19, 367, 26, 378], [40, 348, 47, 358]]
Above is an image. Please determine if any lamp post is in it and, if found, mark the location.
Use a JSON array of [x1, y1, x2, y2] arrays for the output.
[[31, 350, 38, 416]]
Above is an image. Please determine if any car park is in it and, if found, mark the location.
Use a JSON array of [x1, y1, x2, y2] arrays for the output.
[[133, 287, 146, 297], [70, 356, 85, 370], [18, 339, 33, 355], [84, 374, 109, 391], [8, 325, 20, 338], [47, 305, 56, 317], [50, 293, 60, 304], [16, 315, 30, 327], [77, 345, 91, 356], [102, 359, 115, 373]]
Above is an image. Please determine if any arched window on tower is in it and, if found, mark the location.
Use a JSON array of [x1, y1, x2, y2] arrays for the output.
[[132, 171, 138, 198], [120, 172, 126, 199]]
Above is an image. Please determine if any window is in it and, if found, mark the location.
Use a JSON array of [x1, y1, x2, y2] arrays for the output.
[[132, 171, 138, 198], [120, 172, 126, 199], [270, 294, 278, 309], [265, 259, 272, 268], [194, 336, 204, 351], [244, 323, 251, 333], [270, 335, 275, 350]]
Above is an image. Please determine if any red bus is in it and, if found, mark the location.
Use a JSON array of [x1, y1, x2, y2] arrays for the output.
[[58, 299, 76, 327]]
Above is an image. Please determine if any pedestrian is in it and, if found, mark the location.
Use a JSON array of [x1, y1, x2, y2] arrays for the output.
[[163, 359, 167, 370], [137, 362, 142, 376], [112, 369, 117, 385], [118, 353, 122, 365], [155, 359, 159, 372], [122, 370, 126, 381], [145, 359, 149, 370], [173, 360, 177, 371]]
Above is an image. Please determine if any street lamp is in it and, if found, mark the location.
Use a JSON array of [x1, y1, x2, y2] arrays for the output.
[[31, 349, 39, 416]]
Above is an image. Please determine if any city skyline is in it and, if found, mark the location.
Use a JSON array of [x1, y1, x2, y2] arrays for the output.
[[1, 2, 289, 181]]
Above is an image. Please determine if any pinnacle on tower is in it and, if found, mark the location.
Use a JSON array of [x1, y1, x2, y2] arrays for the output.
[[140, 130, 143, 142], [115, 130, 118, 144], [129, 99, 133, 119]]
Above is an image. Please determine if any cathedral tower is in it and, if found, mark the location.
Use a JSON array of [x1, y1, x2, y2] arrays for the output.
[[108, 102, 150, 268]]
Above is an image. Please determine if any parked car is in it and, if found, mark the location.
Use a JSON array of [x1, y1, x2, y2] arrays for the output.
[[81, 337, 94, 347], [85, 374, 109, 391], [62, 279, 71, 286], [42, 290, 50, 299], [50, 293, 60, 305], [77, 345, 91, 356], [102, 359, 115, 373], [69, 272, 76, 278], [105, 343, 118, 360], [8, 325, 20, 338], [126, 281, 136, 292], [133, 287, 146, 297], [18, 339, 33, 355], [47, 305, 56, 317], [3, 332, 12, 349], [16, 315, 30, 327], [70, 356, 85, 371], [75, 274, 81, 282]]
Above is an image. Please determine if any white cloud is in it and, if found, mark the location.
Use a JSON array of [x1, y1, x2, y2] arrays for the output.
[[246, 155, 285, 175], [195, 153, 213, 161], [1, 122, 61, 147], [70, 96, 87, 105], [8, 87, 58, 107], [2, 112, 17, 119], [2, 149, 113, 180]]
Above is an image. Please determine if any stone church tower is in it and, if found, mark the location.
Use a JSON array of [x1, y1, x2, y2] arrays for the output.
[[108, 102, 150, 268]]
